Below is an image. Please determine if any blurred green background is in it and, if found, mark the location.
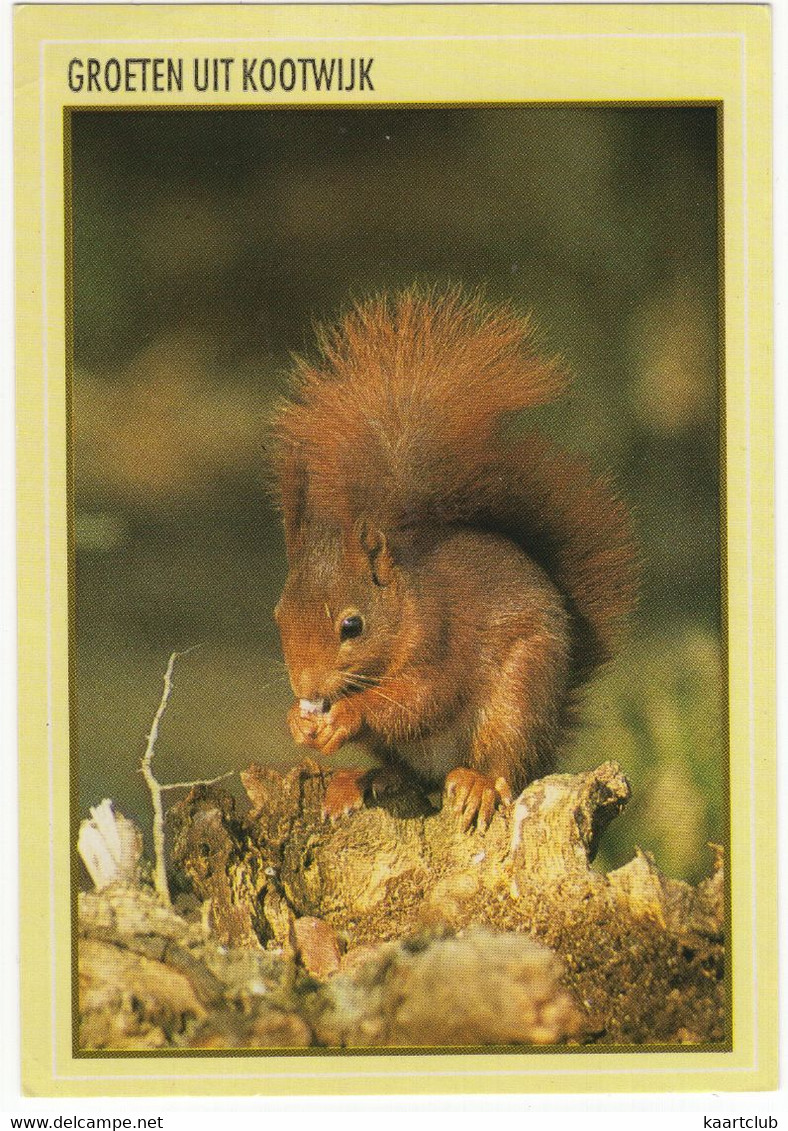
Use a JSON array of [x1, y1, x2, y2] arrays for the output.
[[70, 106, 724, 882]]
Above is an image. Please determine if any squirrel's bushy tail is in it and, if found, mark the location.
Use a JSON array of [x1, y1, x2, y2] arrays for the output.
[[472, 436, 637, 681], [273, 288, 637, 683]]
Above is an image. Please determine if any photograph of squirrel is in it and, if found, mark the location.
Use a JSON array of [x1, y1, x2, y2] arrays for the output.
[[271, 288, 638, 830]]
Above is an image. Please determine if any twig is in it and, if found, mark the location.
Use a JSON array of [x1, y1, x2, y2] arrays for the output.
[[140, 652, 180, 904], [160, 771, 235, 791], [140, 646, 229, 906]]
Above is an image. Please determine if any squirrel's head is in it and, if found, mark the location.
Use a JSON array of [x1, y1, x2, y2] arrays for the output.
[[274, 519, 407, 707]]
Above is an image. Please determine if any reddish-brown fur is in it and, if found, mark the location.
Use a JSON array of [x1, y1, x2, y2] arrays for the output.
[[271, 288, 637, 826]]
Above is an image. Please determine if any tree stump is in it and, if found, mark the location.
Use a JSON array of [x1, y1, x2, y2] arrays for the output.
[[78, 760, 725, 1050]]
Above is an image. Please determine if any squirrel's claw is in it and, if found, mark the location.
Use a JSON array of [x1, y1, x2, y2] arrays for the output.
[[444, 768, 512, 832], [494, 776, 514, 807]]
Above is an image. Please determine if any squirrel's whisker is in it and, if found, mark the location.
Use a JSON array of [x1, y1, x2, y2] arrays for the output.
[[366, 687, 418, 720]]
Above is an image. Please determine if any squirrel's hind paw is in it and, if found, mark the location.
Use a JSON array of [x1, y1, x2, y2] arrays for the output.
[[444, 768, 512, 833], [322, 769, 367, 822], [321, 765, 406, 822]]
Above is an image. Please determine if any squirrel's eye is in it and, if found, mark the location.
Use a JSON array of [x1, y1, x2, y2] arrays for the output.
[[339, 614, 364, 642]]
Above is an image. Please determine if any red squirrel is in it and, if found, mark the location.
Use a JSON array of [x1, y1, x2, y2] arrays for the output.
[[271, 289, 637, 828]]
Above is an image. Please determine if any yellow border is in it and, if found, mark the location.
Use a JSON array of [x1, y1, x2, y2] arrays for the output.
[[14, 3, 774, 1097]]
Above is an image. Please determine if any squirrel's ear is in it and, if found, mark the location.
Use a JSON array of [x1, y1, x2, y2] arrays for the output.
[[354, 519, 396, 587]]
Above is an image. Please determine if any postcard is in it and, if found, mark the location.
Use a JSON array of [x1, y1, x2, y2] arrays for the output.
[[14, 2, 775, 1097]]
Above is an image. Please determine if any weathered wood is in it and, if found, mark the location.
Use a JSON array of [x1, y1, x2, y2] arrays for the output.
[[77, 761, 725, 1050]]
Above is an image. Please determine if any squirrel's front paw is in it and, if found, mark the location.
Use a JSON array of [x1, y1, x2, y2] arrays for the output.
[[444, 768, 513, 833], [316, 697, 362, 755], [288, 697, 361, 756]]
